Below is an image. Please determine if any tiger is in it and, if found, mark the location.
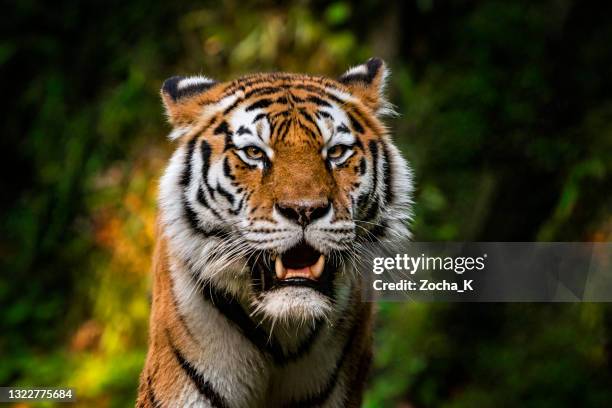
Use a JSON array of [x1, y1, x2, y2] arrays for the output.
[[137, 58, 413, 408]]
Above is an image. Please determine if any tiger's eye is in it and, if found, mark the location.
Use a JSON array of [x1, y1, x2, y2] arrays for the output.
[[245, 146, 264, 160], [327, 145, 346, 160]]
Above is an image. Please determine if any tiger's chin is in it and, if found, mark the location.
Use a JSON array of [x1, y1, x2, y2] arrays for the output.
[[249, 241, 340, 324], [254, 287, 333, 324]]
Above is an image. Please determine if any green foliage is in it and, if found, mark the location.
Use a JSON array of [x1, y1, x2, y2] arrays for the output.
[[368, 304, 612, 407], [1, 0, 611, 407]]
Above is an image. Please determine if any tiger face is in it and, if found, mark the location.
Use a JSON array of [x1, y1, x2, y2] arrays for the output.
[[159, 58, 412, 326]]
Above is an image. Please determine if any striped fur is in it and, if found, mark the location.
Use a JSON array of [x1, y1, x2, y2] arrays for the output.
[[138, 58, 413, 407]]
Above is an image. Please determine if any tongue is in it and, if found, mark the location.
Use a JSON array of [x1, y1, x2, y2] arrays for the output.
[[285, 267, 314, 279], [275, 254, 325, 280]]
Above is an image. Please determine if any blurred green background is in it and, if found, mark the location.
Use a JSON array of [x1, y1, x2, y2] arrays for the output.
[[1, 0, 612, 407]]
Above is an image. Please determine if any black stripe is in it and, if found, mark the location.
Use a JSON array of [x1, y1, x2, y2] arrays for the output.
[[297, 108, 319, 129], [353, 136, 364, 151], [184, 199, 208, 230], [198, 140, 231, 221], [362, 141, 380, 222], [168, 331, 231, 408], [293, 84, 345, 105], [216, 184, 235, 206], [236, 126, 252, 135], [270, 109, 291, 120], [275, 96, 289, 105], [297, 119, 319, 141], [200, 140, 220, 201], [222, 157, 235, 180], [269, 116, 280, 136], [178, 122, 222, 233], [349, 105, 376, 134], [214, 121, 230, 136], [199, 279, 323, 365], [180, 138, 197, 187], [339, 73, 370, 84], [184, 193, 226, 238], [357, 157, 366, 175], [234, 196, 244, 212], [358, 140, 378, 219], [252, 113, 268, 123], [246, 98, 273, 111], [200, 281, 283, 360], [381, 142, 394, 206], [276, 119, 292, 141], [222, 75, 295, 96], [146, 376, 162, 408], [347, 111, 365, 134], [200, 140, 213, 181], [337, 123, 350, 134], [289, 94, 305, 103], [245, 86, 283, 99], [318, 110, 332, 119], [306, 95, 332, 107], [196, 186, 223, 220], [222, 97, 242, 115], [180, 138, 224, 236], [222, 78, 345, 101]]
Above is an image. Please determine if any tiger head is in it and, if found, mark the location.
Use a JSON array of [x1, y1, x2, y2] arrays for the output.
[[159, 58, 413, 325]]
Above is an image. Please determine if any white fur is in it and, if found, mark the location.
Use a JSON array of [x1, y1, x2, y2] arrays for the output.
[[342, 64, 368, 77], [177, 75, 215, 90], [253, 287, 333, 325]]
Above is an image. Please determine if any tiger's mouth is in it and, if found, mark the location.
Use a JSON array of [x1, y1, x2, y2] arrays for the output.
[[250, 242, 337, 295], [275, 243, 325, 281]]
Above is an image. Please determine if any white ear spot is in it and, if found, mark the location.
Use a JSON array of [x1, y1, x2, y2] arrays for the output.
[[177, 76, 216, 90], [343, 64, 369, 77]]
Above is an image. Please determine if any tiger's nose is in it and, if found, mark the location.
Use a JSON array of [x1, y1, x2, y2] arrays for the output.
[[275, 200, 331, 227]]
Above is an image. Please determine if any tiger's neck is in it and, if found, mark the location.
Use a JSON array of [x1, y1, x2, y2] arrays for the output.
[[138, 233, 372, 408]]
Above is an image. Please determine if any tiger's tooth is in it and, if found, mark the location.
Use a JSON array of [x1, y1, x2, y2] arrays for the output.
[[275, 256, 286, 279], [311, 255, 325, 278]]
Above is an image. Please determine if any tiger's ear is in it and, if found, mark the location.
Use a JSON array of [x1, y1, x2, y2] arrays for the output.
[[338, 57, 394, 116], [161, 75, 219, 139]]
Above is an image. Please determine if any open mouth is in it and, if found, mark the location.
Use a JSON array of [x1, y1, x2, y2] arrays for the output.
[[250, 242, 337, 295], [275, 243, 325, 281]]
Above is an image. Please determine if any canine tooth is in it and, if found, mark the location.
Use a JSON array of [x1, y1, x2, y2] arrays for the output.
[[275, 256, 286, 279], [311, 255, 325, 278]]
